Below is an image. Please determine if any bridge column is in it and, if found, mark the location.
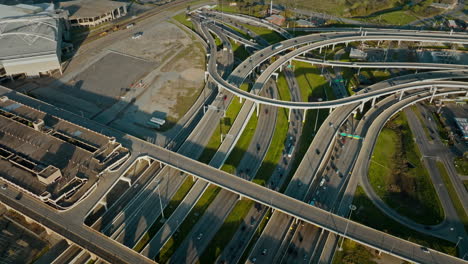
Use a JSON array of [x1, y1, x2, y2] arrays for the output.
[[377, 40, 381, 46], [204, 71, 209, 82], [430, 86, 437, 103], [303, 110, 307, 122], [295, 218, 299, 224], [238, 195, 242, 201], [399, 90, 404, 101], [357, 67, 361, 75], [371, 97, 376, 107], [398, 40, 401, 46], [359, 101, 365, 113], [329, 107, 333, 114], [121, 176, 132, 186], [272, 72, 279, 81], [279, 65, 283, 72], [99, 200, 108, 210], [345, 41, 349, 47], [332, 43, 335, 50], [319, 46, 322, 54], [240, 96, 243, 103], [256, 102, 259, 117], [288, 109, 292, 121]]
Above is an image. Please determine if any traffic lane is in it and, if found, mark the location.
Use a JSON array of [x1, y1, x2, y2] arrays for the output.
[[0, 187, 154, 264], [170, 80, 278, 263], [281, 223, 321, 264], [248, 212, 294, 264], [215, 203, 268, 264], [168, 191, 239, 264]]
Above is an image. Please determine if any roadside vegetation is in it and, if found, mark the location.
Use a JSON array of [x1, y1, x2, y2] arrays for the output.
[[353, 186, 456, 256], [368, 112, 444, 225], [292, 61, 334, 102], [332, 238, 378, 264], [155, 184, 221, 263], [454, 155, 468, 176], [134, 176, 195, 252], [238, 23, 284, 44], [410, 105, 431, 140], [432, 112, 451, 144], [230, 39, 250, 61], [436, 162, 468, 233]]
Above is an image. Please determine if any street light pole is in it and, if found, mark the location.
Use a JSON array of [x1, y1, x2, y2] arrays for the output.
[[339, 204, 357, 251], [157, 184, 165, 219], [455, 236, 463, 249]]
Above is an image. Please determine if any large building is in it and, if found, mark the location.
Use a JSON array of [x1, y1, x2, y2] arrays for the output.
[[59, 0, 127, 28], [0, 94, 130, 209], [454, 117, 468, 140], [0, 3, 68, 78]]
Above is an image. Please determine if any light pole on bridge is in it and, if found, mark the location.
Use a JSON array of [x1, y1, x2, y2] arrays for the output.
[[338, 204, 357, 251]]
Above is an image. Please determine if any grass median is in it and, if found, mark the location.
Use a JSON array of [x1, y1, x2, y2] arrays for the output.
[[239, 23, 284, 44], [352, 186, 455, 255], [436, 161, 468, 233], [155, 184, 221, 263], [133, 176, 195, 252], [368, 112, 444, 225], [292, 61, 334, 102], [230, 39, 249, 61]]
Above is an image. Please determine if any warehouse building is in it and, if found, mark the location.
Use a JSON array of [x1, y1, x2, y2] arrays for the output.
[[59, 0, 128, 28]]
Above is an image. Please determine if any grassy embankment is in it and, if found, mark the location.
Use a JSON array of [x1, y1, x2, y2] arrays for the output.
[[368, 112, 444, 225]]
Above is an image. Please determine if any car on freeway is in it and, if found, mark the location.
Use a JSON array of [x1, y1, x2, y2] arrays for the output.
[[421, 247, 430, 253], [1, 183, 7, 190], [132, 32, 143, 39], [262, 248, 268, 255], [126, 23, 135, 29], [197, 233, 203, 240]]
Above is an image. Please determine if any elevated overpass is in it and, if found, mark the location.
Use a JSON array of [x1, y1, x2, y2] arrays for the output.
[[206, 31, 468, 110]]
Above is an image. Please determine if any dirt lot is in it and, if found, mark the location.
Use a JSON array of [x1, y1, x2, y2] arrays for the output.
[[11, 20, 206, 142]]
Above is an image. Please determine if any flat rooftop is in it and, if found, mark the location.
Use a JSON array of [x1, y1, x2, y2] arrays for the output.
[[59, 0, 126, 19], [0, 13, 60, 60], [0, 96, 129, 208]]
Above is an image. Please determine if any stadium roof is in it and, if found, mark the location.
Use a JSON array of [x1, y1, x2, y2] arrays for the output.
[[59, 0, 126, 19], [0, 13, 59, 61]]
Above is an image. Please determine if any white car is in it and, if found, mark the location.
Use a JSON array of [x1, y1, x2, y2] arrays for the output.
[[132, 32, 143, 39]]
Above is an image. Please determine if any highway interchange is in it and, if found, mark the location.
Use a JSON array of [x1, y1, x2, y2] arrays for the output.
[[0, 5, 467, 264]]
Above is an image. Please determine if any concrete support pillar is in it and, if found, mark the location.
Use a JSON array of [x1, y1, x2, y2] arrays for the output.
[[295, 218, 299, 224], [272, 72, 278, 81], [319, 46, 322, 54], [302, 110, 306, 122], [377, 40, 381, 46], [359, 101, 365, 113], [430, 86, 437, 103], [117, 7, 121, 18], [399, 90, 404, 101], [398, 40, 401, 46], [204, 71, 209, 82], [239, 195, 242, 201], [192, 175, 196, 181], [234, 39, 237, 44], [288, 109, 292, 121], [371, 97, 376, 107], [357, 67, 361, 75], [279, 65, 283, 72], [345, 41, 349, 47], [256, 102, 259, 117], [329, 107, 333, 114], [121, 176, 132, 186], [239, 96, 243, 103], [123, 4, 127, 14], [332, 44, 335, 50]]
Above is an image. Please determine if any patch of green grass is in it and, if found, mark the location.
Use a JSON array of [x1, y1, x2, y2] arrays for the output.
[[222, 113, 258, 174], [223, 23, 251, 40], [230, 39, 250, 61], [198, 199, 254, 263], [155, 185, 221, 263], [360, 70, 391, 83], [368, 112, 444, 225], [410, 105, 431, 140], [432, 112, 450, 144], [292, 61, 334, 102], [199, 97, 245, 164], [173, 12, 194, 29], [454, 156, 468, 176], [276, 72, 291, 102], [134, 177, 195, 252], [436, 162, 468, 233], [332, 238, 377, 264], [353, 186, 456, 256], [239, 23, 284, 44], [369, 10, 419, 25]]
